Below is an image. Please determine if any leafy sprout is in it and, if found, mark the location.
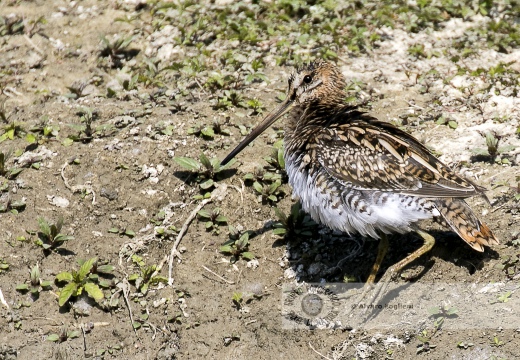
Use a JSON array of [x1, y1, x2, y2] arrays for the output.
[[263, 141, 285, 171], [187, 120, 231, 139], [46, 326, 81, 343], [174, 153, 236, 190], [0, 122, 26, 143], [0, 259, 8, 273], [99, 35, 137, 68], [16, 264, 52, 297], [55, 258, 106, 307], [252, 179, 284, 203], [197, 207, 228, 234], [471, 131, 515, 163], [213, 90, 247, 110], [34, 217, 74, 251], [219, 227, 255, 262], [273, 202, 317, 238], [128, 255, 168, 295]]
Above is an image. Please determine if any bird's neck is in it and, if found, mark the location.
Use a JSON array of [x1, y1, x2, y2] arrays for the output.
[[287, 100, 349, 130], [284, 100, 350, 153]]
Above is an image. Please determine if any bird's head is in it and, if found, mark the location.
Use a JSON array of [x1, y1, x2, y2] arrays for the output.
[[221, 60, 346, 165], [287, 60, 347, 105]]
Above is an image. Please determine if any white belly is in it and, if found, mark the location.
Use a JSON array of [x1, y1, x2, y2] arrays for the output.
[[285, 152, 437, 239]]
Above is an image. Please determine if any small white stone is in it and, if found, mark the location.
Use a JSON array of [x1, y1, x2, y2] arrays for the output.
[[50, 196, 69, 208]]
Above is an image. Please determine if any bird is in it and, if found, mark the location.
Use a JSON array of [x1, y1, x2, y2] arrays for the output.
[[221, 59, 498, 303]]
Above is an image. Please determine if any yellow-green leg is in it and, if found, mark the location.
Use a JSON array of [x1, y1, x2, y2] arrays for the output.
[[366, 233, 389, 285], [348, 230, 436, 316], [348, 233, 389, 310], [366, 229, 436, 309]]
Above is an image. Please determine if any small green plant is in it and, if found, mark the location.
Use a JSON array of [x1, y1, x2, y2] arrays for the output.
[[107, 226, 136, 238], [482, 130, 500, 160], [197, 207, 228, 234], [174, 153, 236, 190], [232, 292, 243, 309], [213, 90, 246, 110], [416, 330, 437, 354], [206, 71, 236, 91], [27, 117, 60, 144], [252, 179, 284, 203], [428, 304, 459, 318], [0, 122, 26, 143], [244, 71, 268, 85], [470, 131, 515, 163], [0, 196, 26, 214], [219, 227, 255, 262], [246, 98, 265, 115], [0, 15, 24, 36], [34, 217, 74, 251], [491, 335, 504, 347], [456, 341, 474, 349], [0, 259, 8, 273], [55, 258, 106, 307], [128, 255, 168, 295], [428, 304, 458, 334], [99, 35, 136, 68], [496, 291, 512, 303], [96, 344, 123, 357], [153, 122, 175, 137], [273, 202, 317, 238], [243, 166, 283, 184], [435, 115, 458, 129], [187, 120, 231, 139], [408, 43, 427, 58], [16, 264, 52, 297], [46, 326, 80, 343], [263, 142, 285, 171], [495, 253, 520, 278], [187, 123, 216, 139], [64, 108, 107, 144]]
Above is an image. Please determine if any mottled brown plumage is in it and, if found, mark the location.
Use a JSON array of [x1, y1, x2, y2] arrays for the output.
[[222, 60, 498, 288]]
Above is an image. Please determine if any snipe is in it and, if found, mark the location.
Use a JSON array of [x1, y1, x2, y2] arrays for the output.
[[221, 60, 498, 302]]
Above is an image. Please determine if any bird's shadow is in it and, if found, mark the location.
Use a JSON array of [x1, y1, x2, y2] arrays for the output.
[[265, 225, 499, 284]]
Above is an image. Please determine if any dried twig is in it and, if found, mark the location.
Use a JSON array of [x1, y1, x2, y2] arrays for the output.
[[120, 279, 138, 337], [24, 34, 45, 56], [61, 161, 96, 204], [308, 342, 332, 360], [202, 265, 234, 285], [81, 324, 87, 352], [168, 184, 227, 285], [0, 288, 9, 309]]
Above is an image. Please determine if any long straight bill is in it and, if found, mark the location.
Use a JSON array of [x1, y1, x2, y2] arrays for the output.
[[221, 98, 294, 165]]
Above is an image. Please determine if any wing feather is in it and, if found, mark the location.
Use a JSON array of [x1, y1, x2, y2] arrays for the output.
[[315, 114, 483, 198]]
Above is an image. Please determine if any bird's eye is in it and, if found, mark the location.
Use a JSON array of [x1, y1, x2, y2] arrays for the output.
[[303, 75, 312, 84]]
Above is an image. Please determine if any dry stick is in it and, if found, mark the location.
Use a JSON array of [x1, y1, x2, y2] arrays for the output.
[[23, 34, 45, 56], [3, 87, 22, 98], [0, 288, 9, 309], [492, 200, 511, 213], [202, 265, 234, 285], [61, 161, 97, 204], [81, 324, 87, 352], [121, 279, 139, 337], [308, 342, 333, 360], [168, 184, 227, 285]]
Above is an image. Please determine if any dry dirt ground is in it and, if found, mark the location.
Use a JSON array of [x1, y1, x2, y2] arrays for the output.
[[1, 0, 520, 359]]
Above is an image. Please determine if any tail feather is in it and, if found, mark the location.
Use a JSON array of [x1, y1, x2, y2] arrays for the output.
[[434, 198, 499, 252]]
